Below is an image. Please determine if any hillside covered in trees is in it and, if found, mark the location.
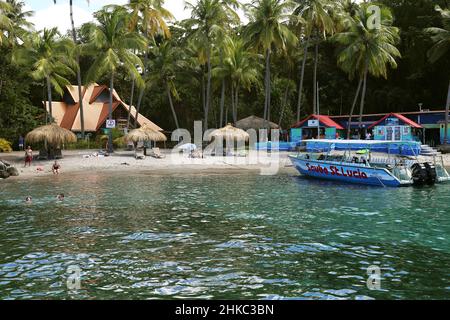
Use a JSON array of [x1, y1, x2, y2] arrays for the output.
[[0, 0, 449, 143]]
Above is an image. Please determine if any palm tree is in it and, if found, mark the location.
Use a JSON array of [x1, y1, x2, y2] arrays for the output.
[[185, 0, 240, 130], [244, 0, 297, 125], [53, 0, 90, 138], [213, 38, 261, 123], [82, 6, 146, 153], [425, 5, 450, 145], [4, 0, 33, 47], [13, 28, 75, 123], [216, 34, 232, 127], [293, 0, 335, 120], [128, 0, 174, 127], [0, 0, 13, 46], [333, 4, 401, 138], [146, 41, 183, 129]]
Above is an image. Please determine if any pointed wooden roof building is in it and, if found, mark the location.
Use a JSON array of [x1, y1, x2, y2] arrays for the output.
[[44, 84, 162, 133]]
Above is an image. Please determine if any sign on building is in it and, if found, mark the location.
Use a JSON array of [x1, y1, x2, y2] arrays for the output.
[[308, 120, 319, 127], [106, 119, 116, 129]]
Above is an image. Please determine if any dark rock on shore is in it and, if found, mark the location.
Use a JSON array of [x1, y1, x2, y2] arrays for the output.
[[0, 160, 19, 179]]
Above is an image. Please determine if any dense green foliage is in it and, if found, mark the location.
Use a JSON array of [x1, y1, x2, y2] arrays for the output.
[[0, 0, 449, 148]]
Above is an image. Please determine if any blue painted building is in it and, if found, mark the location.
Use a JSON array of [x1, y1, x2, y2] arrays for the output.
[[367, 113, 422, 142], [329, 110, 448, 146]]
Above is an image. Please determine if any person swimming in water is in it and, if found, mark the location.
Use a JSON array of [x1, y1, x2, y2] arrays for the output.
[[25, 196, 32, 203], [57, 193, 64, 201]]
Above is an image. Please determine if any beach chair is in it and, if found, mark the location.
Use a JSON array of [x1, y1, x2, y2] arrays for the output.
[[237, 150, 248, 157], [149, 147, 165, 159], [189, 150, 203, 159], [126, 141, 134, 151], [135, 148, 145, 160]]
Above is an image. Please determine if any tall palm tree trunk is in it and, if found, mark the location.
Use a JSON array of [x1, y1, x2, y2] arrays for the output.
[[219, 51, 225, 127], [358, 66, 369, 135], [166, 82, 179, 129], [46, 76, 53, 122], [135, 35, 149, 127], [201, 68, 206, 115], [220, 79, 225, 127], [444, 80, 450, 145], [205, 50, 212, 130], [313, 39, 319, 115], [70, 0, 85, 138], [231, 84, 235, 123], [134, 88, 145, 127], [279, 84, 290, 127], [347, 77, 363, 139], [263, 48, 271, 125], [234, 84, 240, 123], [108, 73, 114, 154], [225, 101, 229, 124], [126, 77, 135, 130], [296, 35, 310, 122]]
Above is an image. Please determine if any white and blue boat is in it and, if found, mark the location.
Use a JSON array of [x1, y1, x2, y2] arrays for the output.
[[289, 140, 450, 187]]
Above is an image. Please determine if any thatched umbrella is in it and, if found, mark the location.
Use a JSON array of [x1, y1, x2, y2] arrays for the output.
[[235, 115, 279, 131], [208, 124, 250, 141], [139, 124, 167, 142], [25, 124, 77, 146], [124, 125, 167, 143]]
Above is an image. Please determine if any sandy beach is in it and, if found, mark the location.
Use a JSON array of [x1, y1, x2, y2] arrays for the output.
[[2, 149, 450, 180], [0, 149, 298, 179]]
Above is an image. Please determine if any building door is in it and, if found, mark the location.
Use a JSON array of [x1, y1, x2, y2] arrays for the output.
[[386, 126, 393, 140], [386, 126, 402, 141], [394, 126, 402, 141]]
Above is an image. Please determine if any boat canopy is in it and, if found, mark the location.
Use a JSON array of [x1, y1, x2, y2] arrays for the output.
[[303, 139, 419, 145], [304, 139, 421, 156]]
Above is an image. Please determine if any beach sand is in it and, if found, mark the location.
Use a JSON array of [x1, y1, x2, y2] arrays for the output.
[[1, 149, 449, 180], [0, 149, 297, 179]]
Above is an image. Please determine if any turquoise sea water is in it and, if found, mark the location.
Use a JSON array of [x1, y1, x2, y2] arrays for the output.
[[0, 171, 449, 300]]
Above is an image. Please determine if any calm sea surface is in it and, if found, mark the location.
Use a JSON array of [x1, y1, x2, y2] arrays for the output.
[[0, 171, 449, 300]]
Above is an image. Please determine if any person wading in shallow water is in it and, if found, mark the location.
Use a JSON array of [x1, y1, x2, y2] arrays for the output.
[[24, 146, 33, 167], [52, 161, 61, 174]]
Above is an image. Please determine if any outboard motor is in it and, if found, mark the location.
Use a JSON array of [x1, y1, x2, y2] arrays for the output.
[[411, 163, 428, 186], [424, 162, 437, 185], [411, 162, 437, 186]]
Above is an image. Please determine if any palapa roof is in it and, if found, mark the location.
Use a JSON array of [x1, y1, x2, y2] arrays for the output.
[[235, 115, 280, 130], [25, 124, 77, 145], [44, 84, 163, 133], [208, 124, 250, 141], [125, 124, 167, 143]]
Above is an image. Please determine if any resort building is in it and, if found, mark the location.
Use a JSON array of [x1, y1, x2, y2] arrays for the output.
[[368, 113, 422, 142], [330, 110, 447, 146], [291, 114, 345, 142], [44, 84, 163, 134]]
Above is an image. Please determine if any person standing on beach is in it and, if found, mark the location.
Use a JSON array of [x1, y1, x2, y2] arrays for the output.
[[18, 136, 24, 151], [24, 146, 33, 167]]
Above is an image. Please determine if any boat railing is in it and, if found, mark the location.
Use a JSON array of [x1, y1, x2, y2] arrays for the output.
[[369, 156, 416, 167]]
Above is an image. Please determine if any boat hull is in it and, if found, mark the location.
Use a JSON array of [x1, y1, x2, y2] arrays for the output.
[[289, 156, 410, 187]]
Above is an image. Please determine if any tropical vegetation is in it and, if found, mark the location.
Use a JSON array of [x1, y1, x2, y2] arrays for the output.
[[0, 0, 449, 149]]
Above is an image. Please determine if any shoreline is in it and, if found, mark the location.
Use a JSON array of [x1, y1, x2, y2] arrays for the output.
[[2, 149, 449, 181], [1, 149, 297, 180]]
